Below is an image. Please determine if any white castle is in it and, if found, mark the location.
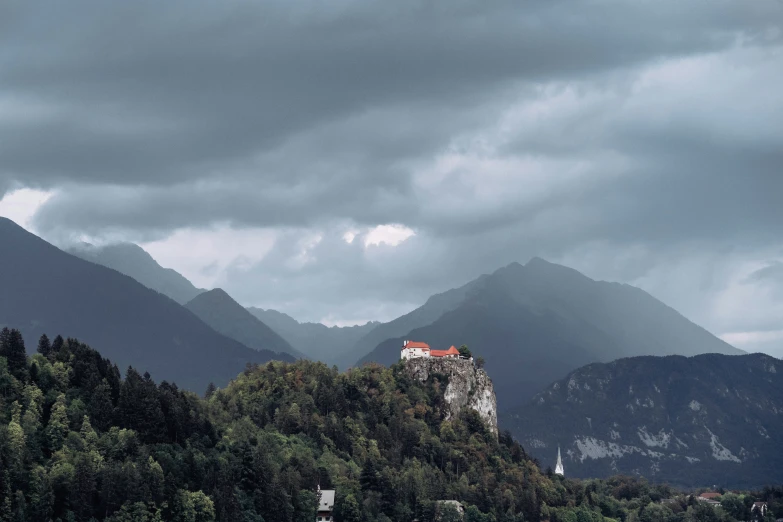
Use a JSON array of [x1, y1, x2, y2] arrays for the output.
[[400, 340, 463, 360]]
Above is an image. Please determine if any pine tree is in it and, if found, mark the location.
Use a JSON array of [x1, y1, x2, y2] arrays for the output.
[[0, 470, 12, 522], [0, 329, 28, 382], [89, 380, 115, 432], [27, 466, 53, 522], [22, 385, 44, 443], [119, 367, 165, 442], [37, 334, 52, 357], [72, 455, 96, 522], [29, 361, 39, 383], [144, 457, 165, 506], [51, 335, 64, 357], [45, 393, 69, 452], [80, 415, 99, 449], [204, 382, 217, 399], [0, 328, 10, 353], [12, 490, 25, 522], [360, 457, 381, 492], [7, 402, 26, 475]]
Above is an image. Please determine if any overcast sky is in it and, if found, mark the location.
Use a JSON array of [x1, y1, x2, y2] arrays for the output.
[[1, 1, 782, 356]]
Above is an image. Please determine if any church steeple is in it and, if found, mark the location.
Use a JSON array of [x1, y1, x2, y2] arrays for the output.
[[555, 446, 564, 476]]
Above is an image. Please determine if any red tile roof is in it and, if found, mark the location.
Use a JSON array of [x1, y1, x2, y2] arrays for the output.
[[431, 346, 461, 357], [699, 493, 721, 500], [404, 341, 431, 350]]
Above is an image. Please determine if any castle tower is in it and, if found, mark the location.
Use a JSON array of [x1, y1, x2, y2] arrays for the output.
[[555, 446, 564, 476]]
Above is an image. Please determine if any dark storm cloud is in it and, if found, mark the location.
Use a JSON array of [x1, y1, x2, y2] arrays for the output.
[[2, 0, 782, 341], [2, 0, 779, 192]]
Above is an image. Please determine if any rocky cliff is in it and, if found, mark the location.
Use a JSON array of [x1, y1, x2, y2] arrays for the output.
[[404, 357, 498, 437]]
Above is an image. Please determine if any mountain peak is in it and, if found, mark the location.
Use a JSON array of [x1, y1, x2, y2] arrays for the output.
[[0, 216, 32, 236], [67, 241, 205, 305], [186, 289, 302, 358], [195, 287, 233, 302], [187, 288, 253, 317]]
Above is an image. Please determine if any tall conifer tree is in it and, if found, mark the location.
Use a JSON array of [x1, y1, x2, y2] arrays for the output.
[[36, 334, 52, 357], [0, 329, 28, 382]]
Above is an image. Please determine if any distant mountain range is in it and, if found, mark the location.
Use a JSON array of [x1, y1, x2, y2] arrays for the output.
[[247, 308, 378, 368], [12, 219, 775, 488], [67, 239, 381, 368], [348, 275, 489, 363], [58, 232, 744, 414], [185, 289, 304, 359], [0, 218, 293, 392], [68, 242, 205, 304], [357, 258, 742, 410], [503, 352, 783, 489]]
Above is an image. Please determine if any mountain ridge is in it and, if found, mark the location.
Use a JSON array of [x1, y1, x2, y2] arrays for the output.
[[503, 352, 783, 488], [0, 217, 293, 392], [347, 273, 491, 363], [185, 289, 304, 359], [68, 241, 206, 304], [247, 307, 379, 367], [357, 257, 741, 410]]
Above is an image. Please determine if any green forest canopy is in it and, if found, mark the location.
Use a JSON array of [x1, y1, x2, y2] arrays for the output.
[[0, 328, 780, 522]]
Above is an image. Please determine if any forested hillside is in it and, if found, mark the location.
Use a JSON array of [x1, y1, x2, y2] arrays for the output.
[[0, 328, 779, 522]]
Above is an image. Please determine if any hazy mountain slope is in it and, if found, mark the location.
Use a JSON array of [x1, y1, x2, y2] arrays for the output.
[[357, 258, 741, 409], [186, 290, 303, 358], [347, 274, 490, 363], [246, 308, 302, 334], [68, 242, 205, 304], [358, 281, 623, 405], [503, 353, 783, 488], [0, 218, 293, 392], [247, 307, 379, 367], [496, 258, 742, 359]]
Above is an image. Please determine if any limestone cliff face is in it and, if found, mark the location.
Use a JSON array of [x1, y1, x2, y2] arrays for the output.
[[404, 358, 498, 437]]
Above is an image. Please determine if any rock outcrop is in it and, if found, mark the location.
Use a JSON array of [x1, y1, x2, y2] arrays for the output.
[[404, 357, 498, 437]]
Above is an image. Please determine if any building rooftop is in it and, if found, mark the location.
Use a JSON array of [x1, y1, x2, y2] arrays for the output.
[[319, 490, 335, 512], [431, 346, 460, 357]]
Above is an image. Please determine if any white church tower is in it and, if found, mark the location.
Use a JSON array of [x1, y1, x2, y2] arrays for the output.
[[555, 446, 564, 476]]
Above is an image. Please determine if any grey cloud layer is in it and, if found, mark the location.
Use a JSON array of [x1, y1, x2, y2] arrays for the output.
[[3, 0, 778, 190], [2, 0, 782, 342]]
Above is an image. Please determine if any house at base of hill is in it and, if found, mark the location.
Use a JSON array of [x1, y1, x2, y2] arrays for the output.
[[316, 487, 335, 522], [752, 502, 768, 517], [436, 500, 466, 520], [400, 340, 466, 361]]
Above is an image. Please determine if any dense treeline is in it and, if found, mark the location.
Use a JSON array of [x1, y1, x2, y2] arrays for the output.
[[0, 328, 779, 522]]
